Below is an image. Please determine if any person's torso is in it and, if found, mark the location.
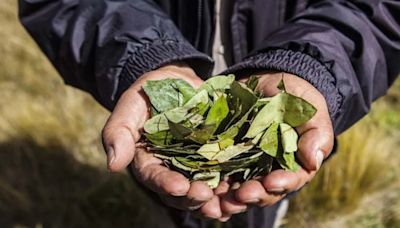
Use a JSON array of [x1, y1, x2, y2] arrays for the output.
[[153, 0, 313, 64]]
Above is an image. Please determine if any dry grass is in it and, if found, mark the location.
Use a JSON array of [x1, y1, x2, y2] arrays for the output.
[[0, 1, 108, 167], [1, 1, 400, 227], [325, 184, 400, 228], [0, 2, 174, 227]]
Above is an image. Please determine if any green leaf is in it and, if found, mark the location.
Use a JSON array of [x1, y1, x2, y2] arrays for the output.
[[244, 92, 317, 138], [260, 122, 279, 157], [144, 107, 190, 134], [244, 93, 285, 138], [277, 152, 300, 171], [221, 96, 242, 132], [224, 168, 250, 178], [186, 126, 215, 144], [218, 105, 254, 141], [219, 152, 263, 171], [212, 91, 225, 101], [205, 95, 229, 132], [144, 90, 209, 134], [143, 79, 185, 113], [173, 79, 197, 104], [212, 133, 263, 163], [149, 147, 197, 156], [183, 90, 209, 108], [196, 143, 220, 160], [195, 101, 210, 116], [153, 153, 172, 160], [144, 114, 169, 134], [168, 122, 192, 141], [229, 81, 258, 116], [218, 138, 234, 150], [164, 106, 191, 123], [145, 131, 172, 146], [192, 172, 220, 189], [246, 154, 274, 180], [199, 75, 235, 95], [175, 157, 221, 171], [150, 106, 159, 117], [282, 93, 317, 127], [165, 90, 209, 123], [280, 123, 298, 153], [246, 75, 259, 91], [255, 97, 271, 108], [171, 157, 198, 172], [183, 113, 204, 128], [212, 144, 251, 163]]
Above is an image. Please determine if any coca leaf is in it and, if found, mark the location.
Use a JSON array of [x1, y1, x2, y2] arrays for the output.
[[196, 143, 220, 160], [193, 171, 220, 189], [259, 122, 279, 157], [280, 123, 298, 153], [205, 95, 229, 133], [229, 81, 258, 116], [143, 79, 194, 113], [199, 75, 235, 95]]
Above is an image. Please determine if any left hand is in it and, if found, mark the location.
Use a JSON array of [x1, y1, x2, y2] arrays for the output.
[[209, 72, 334, 221]]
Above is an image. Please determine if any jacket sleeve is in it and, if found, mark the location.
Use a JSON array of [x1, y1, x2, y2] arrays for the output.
[[18, 0, 213, 110], [225, 0, 400, 135]]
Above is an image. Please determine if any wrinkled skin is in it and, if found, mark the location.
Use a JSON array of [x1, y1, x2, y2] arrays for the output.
[[101, 64, 334, 221]]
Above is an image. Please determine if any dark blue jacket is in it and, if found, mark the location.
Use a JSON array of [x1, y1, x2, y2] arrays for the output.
[[19, 0, 400, 135]]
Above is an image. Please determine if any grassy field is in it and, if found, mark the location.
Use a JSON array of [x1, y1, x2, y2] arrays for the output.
[[1, 1, 400, 227]]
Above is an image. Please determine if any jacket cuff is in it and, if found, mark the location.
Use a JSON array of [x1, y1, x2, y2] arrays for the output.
[[115, 40, 213, 101], [223, 49, 342, 119]]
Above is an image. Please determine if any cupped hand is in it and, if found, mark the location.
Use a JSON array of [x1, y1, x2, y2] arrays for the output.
[[101, 63, 215, 214], [217, 72, 334, 219]]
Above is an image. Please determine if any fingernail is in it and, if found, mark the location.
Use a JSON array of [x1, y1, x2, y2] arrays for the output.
[[244, 199, 260, 204], [316, 150, 324, 170], [267, 188, 286, 194], [231, 182, 241, 190], [238, 208, 247, 214], [107, 147, 116, 169], [219, 216, 231, 222]]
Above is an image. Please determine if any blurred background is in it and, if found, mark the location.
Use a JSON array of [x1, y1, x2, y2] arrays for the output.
[[1, 1, 400, 227]]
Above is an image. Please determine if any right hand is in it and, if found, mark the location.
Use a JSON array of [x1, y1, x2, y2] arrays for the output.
[[101, 63, 223, 217]]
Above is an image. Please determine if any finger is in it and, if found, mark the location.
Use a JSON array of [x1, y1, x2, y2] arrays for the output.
[[295, 98, 334, 171], [297, 126, 333, 171], [215, 181, 247, 215], [263, 168, 316, 194], [158, 181, 213, 210], [187, 181, 214, 202], [198, 195, 222, 219], [235, 180, 284, 207], [131, 147, 190, 196], [102, 86, 149, 172]]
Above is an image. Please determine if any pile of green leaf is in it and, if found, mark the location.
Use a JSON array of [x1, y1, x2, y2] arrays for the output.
[[142, 75, 316, 188]]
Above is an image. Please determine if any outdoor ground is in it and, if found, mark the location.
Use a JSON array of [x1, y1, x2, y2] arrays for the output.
[[1, 1, 399, 227]]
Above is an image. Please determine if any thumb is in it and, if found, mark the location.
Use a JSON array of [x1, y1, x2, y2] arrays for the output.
[[296, 101, 334, 171], [102, 86, 149, 172], [297, 126, 333, 171], [102, 63, 203, 171]]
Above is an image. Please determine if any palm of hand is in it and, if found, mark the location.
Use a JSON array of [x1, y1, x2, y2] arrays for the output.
[[102, 66, 334, 221]]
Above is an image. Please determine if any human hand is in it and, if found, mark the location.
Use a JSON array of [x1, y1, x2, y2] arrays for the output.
[[101, 63, 216, 214], [214, 72, 334, 220]]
